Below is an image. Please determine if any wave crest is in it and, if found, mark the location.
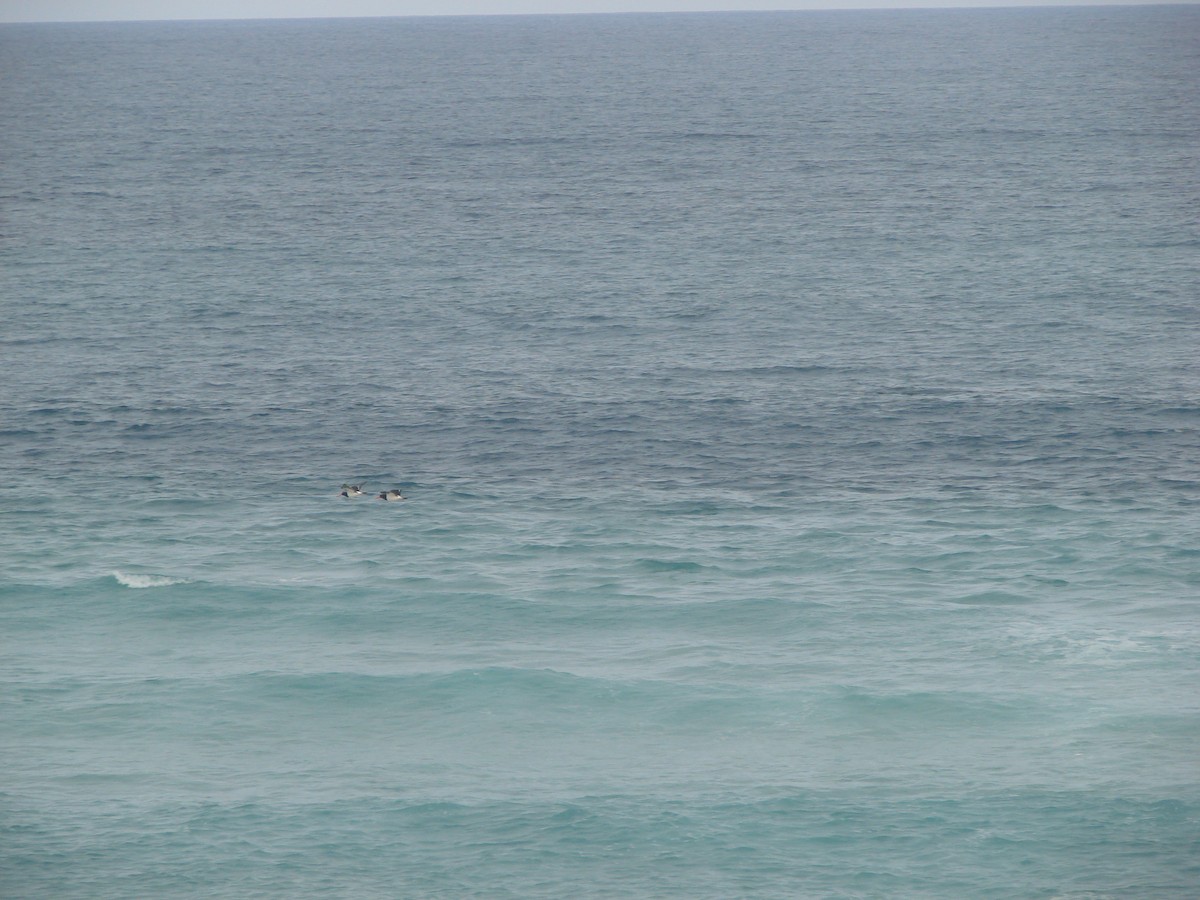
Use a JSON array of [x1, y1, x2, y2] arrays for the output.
[[112, 571, 186, 589]]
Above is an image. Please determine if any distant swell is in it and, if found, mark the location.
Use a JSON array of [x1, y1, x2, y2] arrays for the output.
[[112, 571, 187, 589]]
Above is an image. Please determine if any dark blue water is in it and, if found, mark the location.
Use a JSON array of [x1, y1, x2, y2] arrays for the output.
[[2, 7, 1198, 897]]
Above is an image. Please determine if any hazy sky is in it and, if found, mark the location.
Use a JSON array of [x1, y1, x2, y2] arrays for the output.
[[0, 0, 1185, 23]]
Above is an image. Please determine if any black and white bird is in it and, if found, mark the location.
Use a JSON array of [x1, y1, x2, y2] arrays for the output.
[[340, 483, 366, 498], [377, 489, 406, 501]]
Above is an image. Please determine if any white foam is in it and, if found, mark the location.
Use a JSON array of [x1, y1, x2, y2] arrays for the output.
[[112, 571, 186, 589]]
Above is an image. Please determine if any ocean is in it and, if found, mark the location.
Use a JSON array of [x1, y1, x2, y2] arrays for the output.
[[1, 5, 1198, 897]]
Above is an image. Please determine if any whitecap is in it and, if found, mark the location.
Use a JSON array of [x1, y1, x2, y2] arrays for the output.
[[112, 571, 187, 589]]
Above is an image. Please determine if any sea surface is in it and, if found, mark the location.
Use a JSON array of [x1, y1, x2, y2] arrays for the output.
[[2, 6, 1198, 897]]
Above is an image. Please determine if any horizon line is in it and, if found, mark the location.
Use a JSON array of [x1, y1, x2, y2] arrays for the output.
[[2, 1, 1195, 27]]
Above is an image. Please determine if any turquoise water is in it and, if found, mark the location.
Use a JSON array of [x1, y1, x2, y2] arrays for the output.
[[2, 7, 1199, 897]]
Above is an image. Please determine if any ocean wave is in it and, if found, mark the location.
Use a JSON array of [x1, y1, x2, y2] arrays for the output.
[[111, 571, 187, 589], [633, 557, 713, 573]]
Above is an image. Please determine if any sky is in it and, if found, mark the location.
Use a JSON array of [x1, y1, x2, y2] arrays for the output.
[[0, 0, 1187, 23]]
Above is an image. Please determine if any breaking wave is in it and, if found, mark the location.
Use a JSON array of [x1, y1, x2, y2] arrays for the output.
[[111, 571, 187, 589]]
